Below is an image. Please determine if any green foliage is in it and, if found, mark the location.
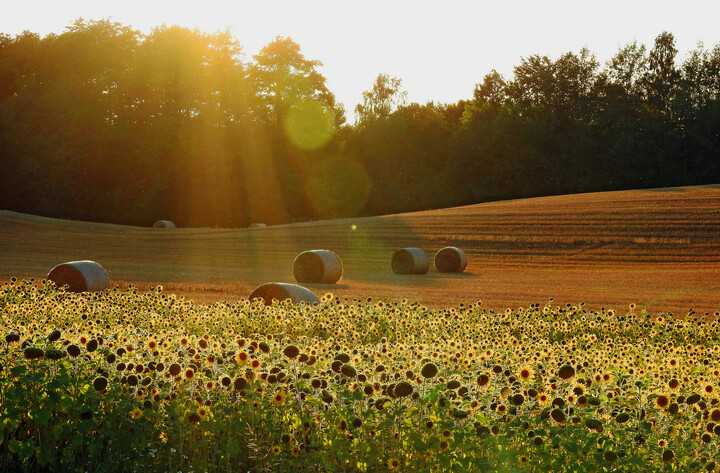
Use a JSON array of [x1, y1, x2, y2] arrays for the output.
[[1, 24, 719, 227], [0, 22, 344, 227], [354, 73, 408, 125], [0, 279, 719, 471], [455, 32, 720, 200]]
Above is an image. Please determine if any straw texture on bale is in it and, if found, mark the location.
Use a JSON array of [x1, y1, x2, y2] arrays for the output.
[[153, 220, 176, 229], [391, 247, 429, 275], [249, 282, 320, 305], [294, 249, 343, 284], [434, 246, 468, 273], [47, 260, 110, 293]]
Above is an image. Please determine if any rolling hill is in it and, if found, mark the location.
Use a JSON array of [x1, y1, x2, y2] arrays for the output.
[[1, 185, 719, 315]]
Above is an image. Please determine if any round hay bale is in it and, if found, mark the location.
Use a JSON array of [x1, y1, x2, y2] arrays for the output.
[[434, 246, 468, 273], [47, 260, 110, 293], [391, 248, 429, 275], [249, 223, 267, 228], [153, 220, 175, 229], [249, 282, 320, 306], [294, 249, 343, 284]]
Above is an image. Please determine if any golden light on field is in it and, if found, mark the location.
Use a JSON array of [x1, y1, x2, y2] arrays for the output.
[[0, 186, 719, 314]]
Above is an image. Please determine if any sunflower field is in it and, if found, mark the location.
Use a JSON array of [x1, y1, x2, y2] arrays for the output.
[[1, 278, 720, 472]]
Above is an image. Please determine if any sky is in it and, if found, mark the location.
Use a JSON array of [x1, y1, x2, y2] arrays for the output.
[[3, 0, 720, 120]]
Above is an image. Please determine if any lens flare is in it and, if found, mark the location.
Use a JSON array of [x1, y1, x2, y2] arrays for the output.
[[283, 99, 334, 150]]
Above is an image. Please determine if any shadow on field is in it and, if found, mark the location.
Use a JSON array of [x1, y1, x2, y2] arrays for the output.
[[646, 187, 690, 193]]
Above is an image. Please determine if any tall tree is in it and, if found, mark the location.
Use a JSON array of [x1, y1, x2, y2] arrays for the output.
[[251, 36, 343, 127], [606, 41, 647, 96], [674, 43, 720, 183], [641, 31, 679, 113], [0, 20, 141, 220], [354, 73, 407, 125]]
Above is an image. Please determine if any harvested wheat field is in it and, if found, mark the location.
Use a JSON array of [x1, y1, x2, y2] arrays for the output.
[[1, 185, 719, 314]]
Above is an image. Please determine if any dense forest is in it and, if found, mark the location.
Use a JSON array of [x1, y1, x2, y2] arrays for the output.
[[1, 20, 719, 227]]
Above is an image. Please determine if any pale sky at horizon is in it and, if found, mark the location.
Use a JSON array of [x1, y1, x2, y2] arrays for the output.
[[3, 1, 719, 120]]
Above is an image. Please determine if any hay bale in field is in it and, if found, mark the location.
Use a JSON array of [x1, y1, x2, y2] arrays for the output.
[[249, 223, 267, 228], [294, 249, 343, 284], [391, 247, 429, 275], [249, 282, 320, 306], [434, 246, 468, 273], [47, 260, 110, 293], [153, 220, 175, 229]]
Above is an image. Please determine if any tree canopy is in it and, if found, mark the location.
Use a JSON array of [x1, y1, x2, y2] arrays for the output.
[[1, 23, 718, 227]]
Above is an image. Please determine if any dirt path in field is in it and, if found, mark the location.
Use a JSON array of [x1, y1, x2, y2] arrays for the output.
[[1, 185, 719, 315]]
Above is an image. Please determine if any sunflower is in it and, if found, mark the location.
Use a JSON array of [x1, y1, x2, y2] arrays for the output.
[[272, 390, 287, 406], [236, 351, 248, 365], [129, 408, 143, 420], [655, 394, 670, 410], [197, 405, 212, 420], [272, 446, 282, 455], [558, 365, 575, 380], [387, 458, 401, 470], [518, 366, 535, 382]]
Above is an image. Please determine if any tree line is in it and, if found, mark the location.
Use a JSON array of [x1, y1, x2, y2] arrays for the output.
[[1, 21, 718, 227]]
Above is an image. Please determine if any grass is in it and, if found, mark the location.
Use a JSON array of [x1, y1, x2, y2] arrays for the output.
[[2, 278, 720, 472]]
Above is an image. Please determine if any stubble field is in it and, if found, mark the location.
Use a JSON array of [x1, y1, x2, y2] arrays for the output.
[[1, 185, 718, 315]]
